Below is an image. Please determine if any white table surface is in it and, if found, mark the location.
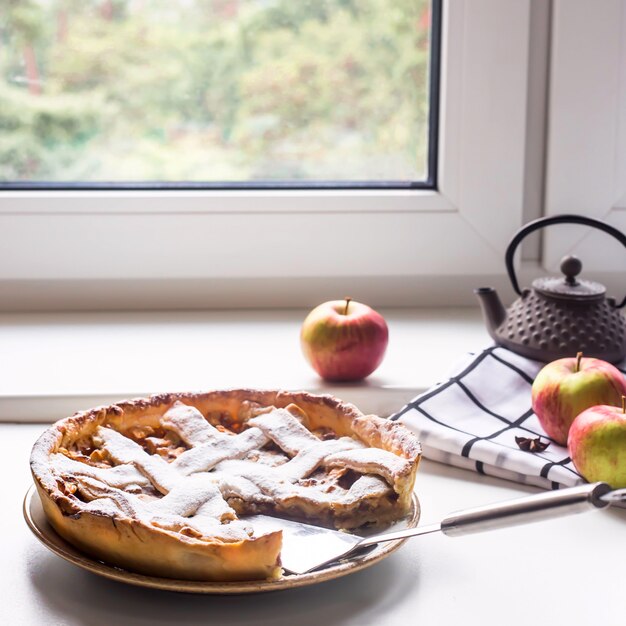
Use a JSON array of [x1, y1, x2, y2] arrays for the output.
[[2, 308, 625, 625], [5, 423, 625, 626]]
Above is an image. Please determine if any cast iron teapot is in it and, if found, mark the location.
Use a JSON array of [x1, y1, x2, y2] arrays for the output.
[[475, 214, 626, 363]]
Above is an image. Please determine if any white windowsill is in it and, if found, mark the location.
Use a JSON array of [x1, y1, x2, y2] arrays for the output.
[[0, 307, 488, 422]]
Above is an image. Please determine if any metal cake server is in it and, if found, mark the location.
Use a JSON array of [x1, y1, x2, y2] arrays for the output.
[[246, 482, 621, 575]]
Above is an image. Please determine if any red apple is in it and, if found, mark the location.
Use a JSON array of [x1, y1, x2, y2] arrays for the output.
[[300, 298, 388, 381], [531, 352, 626, 445], [568, 398, 626, 488]]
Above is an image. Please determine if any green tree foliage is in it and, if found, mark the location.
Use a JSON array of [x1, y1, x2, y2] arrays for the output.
[[0, 0, 431, 182]]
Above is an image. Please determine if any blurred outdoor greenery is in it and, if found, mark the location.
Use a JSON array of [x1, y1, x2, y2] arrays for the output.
[[0, 0, 432, 183]]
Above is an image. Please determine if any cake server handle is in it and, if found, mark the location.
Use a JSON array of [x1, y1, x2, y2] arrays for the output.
[[359, 482, 612, 546]]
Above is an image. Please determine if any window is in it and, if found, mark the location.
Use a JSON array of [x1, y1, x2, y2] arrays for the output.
[[0, 1, 543, 310], [1, 0, 437, 188]]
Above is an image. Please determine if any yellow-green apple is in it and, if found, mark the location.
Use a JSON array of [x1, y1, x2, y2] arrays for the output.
[[568, 398, 626, 488], [300, 298, 388, 381], [531, 352, 626, 445]]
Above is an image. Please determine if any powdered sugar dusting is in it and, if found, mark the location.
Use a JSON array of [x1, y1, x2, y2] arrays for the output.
[[50, 404, 407, 542]]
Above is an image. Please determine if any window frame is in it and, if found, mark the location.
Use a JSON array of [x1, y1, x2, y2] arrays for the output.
[[543, 0, 626, 276], [0, 0, 539, 310]]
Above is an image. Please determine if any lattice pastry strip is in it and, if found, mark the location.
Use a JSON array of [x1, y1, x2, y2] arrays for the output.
[[74, 475, 251, 541]]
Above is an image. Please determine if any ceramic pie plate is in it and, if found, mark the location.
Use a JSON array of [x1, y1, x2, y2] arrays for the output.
[[24, 485, 420, 594]]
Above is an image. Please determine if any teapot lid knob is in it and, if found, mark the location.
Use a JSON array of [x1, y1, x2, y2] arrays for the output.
[[532, 254, 606, 301], [560, 255, 582, 285]]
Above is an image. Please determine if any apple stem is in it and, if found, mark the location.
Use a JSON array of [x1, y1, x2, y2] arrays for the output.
[[575, 351, 583, 373], [343, 297, 352, 316], [622, 396, 625, 414]]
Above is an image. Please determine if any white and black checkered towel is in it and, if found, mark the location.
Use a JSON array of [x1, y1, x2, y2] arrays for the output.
[[391, 346, 626, 490]]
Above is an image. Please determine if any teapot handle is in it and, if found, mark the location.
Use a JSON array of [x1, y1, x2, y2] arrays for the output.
[[505, 214, 626, 308]]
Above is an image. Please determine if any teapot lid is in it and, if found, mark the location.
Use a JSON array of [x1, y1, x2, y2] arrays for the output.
[[532, 255, 606, 302]]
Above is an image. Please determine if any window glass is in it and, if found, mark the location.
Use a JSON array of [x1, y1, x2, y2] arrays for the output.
[[1, 0, 435, 186]]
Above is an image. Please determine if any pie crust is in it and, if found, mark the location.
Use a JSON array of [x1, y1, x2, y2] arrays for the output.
[[30, 389, 421, 582]]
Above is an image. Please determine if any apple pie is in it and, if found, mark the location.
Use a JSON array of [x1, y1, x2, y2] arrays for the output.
[[30, 389, 421, 581]]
